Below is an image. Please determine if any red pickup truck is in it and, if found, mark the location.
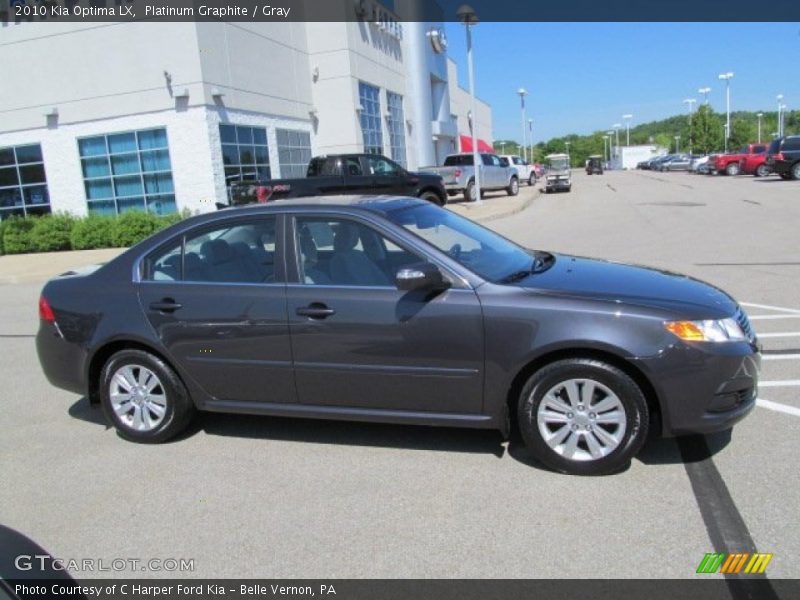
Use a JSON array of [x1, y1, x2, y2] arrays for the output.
[[710, 143, 768, 175]]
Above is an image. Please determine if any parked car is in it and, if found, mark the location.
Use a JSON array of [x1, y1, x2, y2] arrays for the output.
[[226, 153, 446, 207], [689, 155, 710, 173], [659, 154, 693, 171], [739, 151, 771, 177], [710, 143, 768, 176], [544, 154, 572, 192], [423, 153, 519, 201], [500, 155, 537, 186], [35, 197, 759, 475], [765, 135, 800, 180], [585, 155, 604, 175], [648, 155, 674, 170]]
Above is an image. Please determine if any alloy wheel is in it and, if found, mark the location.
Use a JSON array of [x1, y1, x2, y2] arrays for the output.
[[109, 364, 168, 432]]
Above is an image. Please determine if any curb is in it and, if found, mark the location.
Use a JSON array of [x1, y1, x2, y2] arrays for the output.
[[445, 189, 538, 223]]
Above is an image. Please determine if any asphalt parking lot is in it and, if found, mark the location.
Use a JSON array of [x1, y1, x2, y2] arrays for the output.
[[0, 171, 798, 580]]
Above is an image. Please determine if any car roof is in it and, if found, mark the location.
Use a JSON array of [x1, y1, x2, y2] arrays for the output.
[[219, 195, 426, 215]]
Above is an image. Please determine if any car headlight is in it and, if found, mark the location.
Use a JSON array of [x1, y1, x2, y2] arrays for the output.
[[664, 318, 747, 342]]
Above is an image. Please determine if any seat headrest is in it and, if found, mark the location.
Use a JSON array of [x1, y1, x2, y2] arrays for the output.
[[298, 227, 318, 263], [201, 239, 234, 265], [333, 223, 360, 252]]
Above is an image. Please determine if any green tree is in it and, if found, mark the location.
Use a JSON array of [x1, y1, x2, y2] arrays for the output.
[[690, 105, 724, 154]]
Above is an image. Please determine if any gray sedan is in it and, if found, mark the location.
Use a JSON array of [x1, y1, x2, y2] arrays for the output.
[[36, 197, 760, 475]]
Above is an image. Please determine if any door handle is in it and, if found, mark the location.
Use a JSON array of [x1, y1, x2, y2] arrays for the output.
[[149, 299, 183, 313], [296, 303, 335, 319]]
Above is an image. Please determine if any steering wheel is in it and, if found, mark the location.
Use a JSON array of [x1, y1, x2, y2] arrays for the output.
[[447, 243, 462, 260]]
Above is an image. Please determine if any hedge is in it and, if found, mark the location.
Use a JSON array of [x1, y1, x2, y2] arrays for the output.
[[1, 209, 192, 255]]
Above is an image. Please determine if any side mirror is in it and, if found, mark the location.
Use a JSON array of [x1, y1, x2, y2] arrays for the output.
[[395, 262, 448, 291]]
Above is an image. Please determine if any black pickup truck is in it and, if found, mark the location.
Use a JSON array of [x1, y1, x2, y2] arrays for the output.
[[225, 153, 447, 207]]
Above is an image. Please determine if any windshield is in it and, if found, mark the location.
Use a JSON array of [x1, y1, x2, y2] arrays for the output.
[[385, 204, 535, 283], [548, 158, 569, 170]]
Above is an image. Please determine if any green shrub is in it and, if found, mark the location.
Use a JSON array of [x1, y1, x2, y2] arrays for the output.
[[0, 219, 7, 255], [111, 210, 161, 247], [30, 213, 76, 252], [2, 217, 37, 254], [70, 214, 115, 250]]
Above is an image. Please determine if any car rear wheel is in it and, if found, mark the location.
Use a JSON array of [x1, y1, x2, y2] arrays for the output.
[[517, 359, 649, 475], [100, 349, 195, 443], [792, 163, 800, 181], [420, 190, 445, 206], [507, 177, 519, 196], [726, 163, 740, 176], [464, 180, 476, 202], [755, 164, 770, 178], [528, 173, 536, 186]]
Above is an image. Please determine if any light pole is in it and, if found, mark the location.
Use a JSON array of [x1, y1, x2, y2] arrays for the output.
[[756, 112, 763, 143], [674, 135, 681, 153], [777, 95, 784, 136], [683, 98, 696, 154], [622, 114, 633, 146], [718, 72, 734, 152], [698, 87, 711, 105], [528, 118, 533, 164], [517, 88, 528, 162], [602, 135, 609, 162], [607, 131, 614, 165], [612, 123, 621, 155], [565, 141, 571, 157], [458, 5, 481, 203], [780, 104, 787, 138]]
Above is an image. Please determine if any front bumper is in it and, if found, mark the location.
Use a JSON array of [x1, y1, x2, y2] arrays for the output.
[[634, 340, 760, 437], [546, 178, 571, 189]]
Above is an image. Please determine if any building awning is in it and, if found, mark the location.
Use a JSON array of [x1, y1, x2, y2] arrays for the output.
[[459, 135, 494, 153]]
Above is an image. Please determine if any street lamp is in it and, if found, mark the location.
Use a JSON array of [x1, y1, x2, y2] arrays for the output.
[[612, 124, 621, 154], [683, 98, 696, 154], [602, 135, 609, 162], [777, 94, 784, 137], [756, 112, 763, 143], [674, 135, 681, 153], [457, 4, 481, 203], [517, 88, 528, 162], [622, 114, 633, 146], [607, 131, 614, 164], [780, 104, 787, 138], [565, 140, 571, 156], [698, 87, 711, 105], [718, 72, 734, 152], [528, 118, 533, 164]]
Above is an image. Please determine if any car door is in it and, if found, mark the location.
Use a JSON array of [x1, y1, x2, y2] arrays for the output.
[[286, 212, 485, 414], [481, 154, 497, 188], [137, 214, 296, 406], [363, 155, 409, 195], [339, 156, 375, 194]]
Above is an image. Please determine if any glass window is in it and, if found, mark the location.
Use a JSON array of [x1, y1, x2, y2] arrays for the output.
[[386, 91, 406, 167], [0, 143, 51, 220], [77, 128, 176, 216], [276, 129, 312, 179], [144, 218, 278, 284], [366, 155, 401, 176], [219, 124, 270, 185], [294, 217, 421, 287], [358, 82, 383, 155]]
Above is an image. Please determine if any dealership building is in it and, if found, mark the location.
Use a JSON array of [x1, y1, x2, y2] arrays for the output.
[[0, 3, 494, 219]]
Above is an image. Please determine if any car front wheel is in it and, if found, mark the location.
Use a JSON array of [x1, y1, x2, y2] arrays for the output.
[[528, 173, 536, 186], [420, 190, 445, 206], [100, 349, 195, 443], [517, 359, 649, 475], [726, 163, 740, 176], [755, 164, 770, 178], [507, 177, 519, 196]]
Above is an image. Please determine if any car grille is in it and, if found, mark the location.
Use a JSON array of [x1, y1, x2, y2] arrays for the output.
[[735, 306, 756, 343]]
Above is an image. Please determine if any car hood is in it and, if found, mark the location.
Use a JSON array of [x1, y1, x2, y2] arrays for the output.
[[517, 254, 737, 317]]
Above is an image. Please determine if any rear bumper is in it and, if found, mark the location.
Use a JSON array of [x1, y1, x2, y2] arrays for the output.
[[36, 322, 88, 396], [634, 341, 760, 437]]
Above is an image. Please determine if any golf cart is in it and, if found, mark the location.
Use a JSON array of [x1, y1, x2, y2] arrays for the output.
[[586, 155, 604, 175], [544, 153, 572, 193]]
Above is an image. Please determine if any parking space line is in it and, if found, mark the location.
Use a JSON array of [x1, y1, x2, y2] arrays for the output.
[[757, 398, 800, 417], [741, 302, 800, 314], [761, 354, 800, 361], [749, 315, 800, 321], [757, 332, 800, 338], [758, 380, 800, 387]]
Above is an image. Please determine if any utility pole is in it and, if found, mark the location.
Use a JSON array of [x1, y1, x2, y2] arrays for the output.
[[718, 72, 734, 153]]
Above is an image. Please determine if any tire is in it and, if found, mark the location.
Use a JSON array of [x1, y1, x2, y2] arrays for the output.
[[420, 190, 445, 206], [792, 163, 800, 181], [528, 173, 536, 186], [725, 162, 740, 176], [100, 349, 195, 443], [780, 173, 791, 180], [755, 164, 770, 178], [506, 177, 519, 196], [464, 180, 476, 202], [517, 359, 649, 475]]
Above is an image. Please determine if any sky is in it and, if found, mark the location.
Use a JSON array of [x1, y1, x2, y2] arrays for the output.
[[443, 22, 800, 143]]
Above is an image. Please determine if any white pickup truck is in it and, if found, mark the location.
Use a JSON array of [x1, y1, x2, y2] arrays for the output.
[[422, 153, 519, 201], [500, 155, 537, 186]]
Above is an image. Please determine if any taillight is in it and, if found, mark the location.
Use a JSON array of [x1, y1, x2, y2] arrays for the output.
[[454, 168, 462, 178], [39, 296, 56, 322], [774, 152, 784, 161]]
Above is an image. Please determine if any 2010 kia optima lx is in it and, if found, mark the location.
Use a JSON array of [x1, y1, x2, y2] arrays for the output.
[[36, 197, 760, 475]]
